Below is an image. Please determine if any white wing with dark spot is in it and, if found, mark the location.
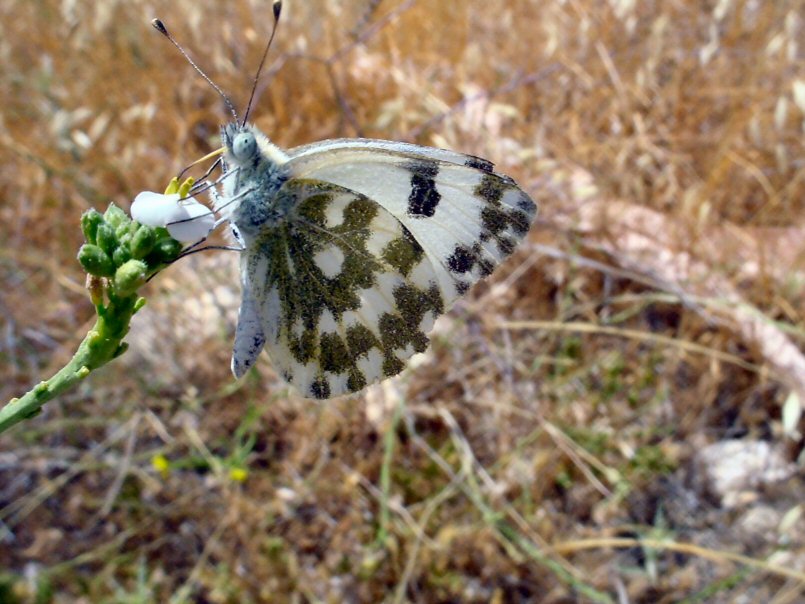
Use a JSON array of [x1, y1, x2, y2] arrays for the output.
[[235, 178, 445, 399], [286, 140, 537, 306], [223, 128, 538, 399]]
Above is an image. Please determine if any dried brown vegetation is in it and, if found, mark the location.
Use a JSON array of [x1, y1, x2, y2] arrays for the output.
[[1, 0, 804, 602]]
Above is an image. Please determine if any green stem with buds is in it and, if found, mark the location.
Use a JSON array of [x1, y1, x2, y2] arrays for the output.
[[0, 293, 143, 433], [0, 177, 194, 435]]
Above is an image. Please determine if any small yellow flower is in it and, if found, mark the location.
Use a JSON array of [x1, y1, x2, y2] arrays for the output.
[[152, 453, 171, 478], [229, 467, 249, 483]]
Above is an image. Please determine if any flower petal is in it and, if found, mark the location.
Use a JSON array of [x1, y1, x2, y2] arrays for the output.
[[131, 191, 215, 243], [131, 192, 183, 227], [166, 200, 216, 242]]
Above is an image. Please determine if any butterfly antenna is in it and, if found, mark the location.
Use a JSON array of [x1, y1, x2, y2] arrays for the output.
[[152, 18, 239, 123], [241, 0, 283, 126]]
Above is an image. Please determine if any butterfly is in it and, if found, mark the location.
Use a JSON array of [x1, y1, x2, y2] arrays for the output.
[[215, 125, 537, 399], [149, 5, 537, 399]]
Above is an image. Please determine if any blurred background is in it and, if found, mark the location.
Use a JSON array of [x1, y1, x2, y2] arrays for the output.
[[1, 0, 804, 601]]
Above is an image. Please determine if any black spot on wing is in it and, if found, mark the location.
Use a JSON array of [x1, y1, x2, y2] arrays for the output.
[[465, 156, 494, 172], [447, 242, 496, 278], [319, 332, 351, 374], [382, 354, 405, 378], [516, 191, 537, 215], [406, 160, 441, 218], [378, 313, 416, 352], [345, 324, 379, 358], [392, 283, 444, 332], [509, 210, 532, 236], [473, 175, 537, 255], [289, 328, 317, 363], [498, 237, 516, 256], [381, 225, 425, 277], [406, 159, 439, 178], [342, 198, 378, 228], [373, 281, 445, 381], [475, 173, 507, 205], [481, 206, 510, 236], [311, 376, 331, 399], [347, 370, 367, 392], [447, 245, 476, 274], [478, 258, 495, 277]]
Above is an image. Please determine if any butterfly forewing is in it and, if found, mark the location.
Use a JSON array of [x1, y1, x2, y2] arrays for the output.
[[234, 178, 447, 398], [286, 142, 537, 303]]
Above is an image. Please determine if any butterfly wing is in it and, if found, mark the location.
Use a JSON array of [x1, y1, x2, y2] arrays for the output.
[[233, 178, 446, 398], [233, 139, 537, 399], [286, 139, 538, 305]]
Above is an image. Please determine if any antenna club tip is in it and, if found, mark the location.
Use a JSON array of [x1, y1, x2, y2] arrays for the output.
[[273, 1, 282, 20], [152, 18, 169, 35]]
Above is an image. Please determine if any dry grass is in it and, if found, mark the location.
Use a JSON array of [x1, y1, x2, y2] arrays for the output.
[[1, 0, 804, 602]]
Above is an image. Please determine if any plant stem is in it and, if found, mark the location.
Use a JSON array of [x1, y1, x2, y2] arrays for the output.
[[0, 293, 143, 434]]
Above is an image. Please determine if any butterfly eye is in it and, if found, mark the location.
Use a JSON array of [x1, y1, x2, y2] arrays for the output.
[[232, 132, 257, 161]]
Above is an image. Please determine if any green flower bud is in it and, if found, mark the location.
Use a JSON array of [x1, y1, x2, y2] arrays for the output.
[[148, 237, 183, 263], [80, 209, 104, 244], [78, 244, 115, 277], [114, 259, 148, 297], [130, 225, 156, 259], [95, 222, 118, 256], [115, 220, 136, 239], [112, 245, 132, 266], [153, 226, 171, 240], [118, 232, 132, 252], [104, 203, 129, 230]]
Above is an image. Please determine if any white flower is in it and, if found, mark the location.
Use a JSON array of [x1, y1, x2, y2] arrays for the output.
[[131, 191, 215, 242]]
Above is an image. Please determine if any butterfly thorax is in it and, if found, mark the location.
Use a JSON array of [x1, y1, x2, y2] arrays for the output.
[[219, 123, 292, 243]]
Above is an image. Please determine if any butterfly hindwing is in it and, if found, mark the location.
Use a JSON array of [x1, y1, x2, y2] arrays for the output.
[[234, 178, 446, 398]]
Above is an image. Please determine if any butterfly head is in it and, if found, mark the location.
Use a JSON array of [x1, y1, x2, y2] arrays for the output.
[[221, 122, 258, 167], [221, 122, 289, 170]]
